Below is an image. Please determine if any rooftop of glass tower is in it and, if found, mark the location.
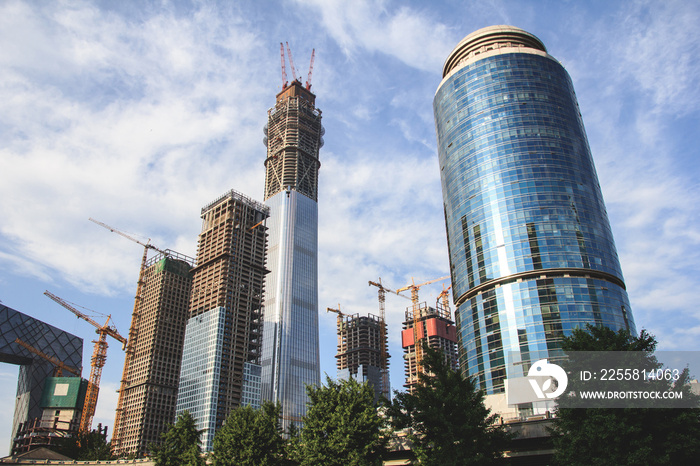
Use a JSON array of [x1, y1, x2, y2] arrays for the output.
[[442, 25, 547, 78]]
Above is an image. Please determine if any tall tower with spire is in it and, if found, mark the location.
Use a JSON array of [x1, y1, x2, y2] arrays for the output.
[[260, 44, 323, 428]]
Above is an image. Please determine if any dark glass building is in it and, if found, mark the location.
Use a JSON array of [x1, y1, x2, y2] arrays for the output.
[[434, 26, 635, 396]]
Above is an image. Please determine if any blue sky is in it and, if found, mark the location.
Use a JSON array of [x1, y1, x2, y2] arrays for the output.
[[1, 0, 699, 454]]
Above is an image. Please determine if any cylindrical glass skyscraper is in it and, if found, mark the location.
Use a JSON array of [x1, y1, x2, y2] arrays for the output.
[[434, 26, 635, 395]]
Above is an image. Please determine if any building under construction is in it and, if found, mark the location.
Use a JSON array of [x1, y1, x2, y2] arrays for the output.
[[401, 301, 458, 392], [332, 310, 390, 402], [260, 44, 323, 430], [176, 189, 269, 451], [0, 304, 84, 448], [111, 250, 195, 457], [11, 376, 90, 455]]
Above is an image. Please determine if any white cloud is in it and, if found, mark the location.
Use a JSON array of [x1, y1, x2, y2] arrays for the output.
[[563, 0, 700, 350], [615, 0, 700, 117], [0, 1, 273, 295], [294, 0, 455, 72]]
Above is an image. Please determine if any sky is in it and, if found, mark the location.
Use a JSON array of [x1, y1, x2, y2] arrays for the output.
[[1, 0, 699, 455]]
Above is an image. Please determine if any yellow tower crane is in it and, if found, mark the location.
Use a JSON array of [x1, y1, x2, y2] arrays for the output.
[[396, 276, 450, 380], [436, 284, 452, 319], [14, 338, 81, 377], [368, 278, 410, 399], [44, 291, 126, 433], [326, 304, 347, 327], [88, 217, 168, 448]]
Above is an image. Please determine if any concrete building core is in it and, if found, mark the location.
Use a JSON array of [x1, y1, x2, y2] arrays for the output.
[[177, 189, 269, 451], [111, 251, 195, 457], [335, 312, 390, 402]]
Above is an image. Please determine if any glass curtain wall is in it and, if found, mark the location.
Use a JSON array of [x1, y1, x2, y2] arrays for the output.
[[434, 26, 635, 394]]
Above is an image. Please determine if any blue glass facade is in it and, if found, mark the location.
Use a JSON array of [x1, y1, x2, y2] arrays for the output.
[[261, 189, 320, 426], [176, 306, 226, 452], [434, 26, 635, 394]]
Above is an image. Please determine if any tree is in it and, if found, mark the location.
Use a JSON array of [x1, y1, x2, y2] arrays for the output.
[[295, 376, 388, 466], [387, 344, 511, 465], [151, 410, 205, 466], [55, 428, 113, 460], [551, 324, 700, 465], [212, 401, 287, 466]]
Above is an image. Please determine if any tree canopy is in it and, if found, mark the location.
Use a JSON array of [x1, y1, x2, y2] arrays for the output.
[[295, 376, 388, 466], [387, 344, 511, 465], [551, 324, 700, 465], [212, 401, 287, 466], [55, 427, 113, 461], [151, 410, 205, 466]]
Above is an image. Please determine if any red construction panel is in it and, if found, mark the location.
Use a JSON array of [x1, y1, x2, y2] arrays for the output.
[[402, 328, 414, 348], [424, 318, 458, 342]]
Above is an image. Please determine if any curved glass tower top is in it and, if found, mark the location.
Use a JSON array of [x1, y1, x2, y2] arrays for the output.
[[434, 26, 635, 394]]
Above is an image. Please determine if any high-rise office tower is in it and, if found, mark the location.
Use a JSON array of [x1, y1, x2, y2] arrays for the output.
[[111, 250, 194, 457], [332, 311, 390, 403], [401, 302, 458, 392], [434, 26, 635, 405], [176, 190, 269, 451], [260, 70, 323, 428]]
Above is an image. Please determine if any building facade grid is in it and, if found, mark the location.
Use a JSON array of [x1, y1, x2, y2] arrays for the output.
[[111, 251, 195, 457]]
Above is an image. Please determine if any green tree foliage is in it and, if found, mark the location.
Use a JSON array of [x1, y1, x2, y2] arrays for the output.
[[212, 401, 287, 466], [151, 410, 205, 466], [387, 344, 511, 465], [295, 376, 388, 466], [55, 428, 113, 460], [552, 324, 700, 465]]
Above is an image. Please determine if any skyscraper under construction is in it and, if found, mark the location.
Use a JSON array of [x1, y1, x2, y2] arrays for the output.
[[111, 250, 195, 457], [401, 301, 458, 392], [260, 45, 323, 428], [176, 190, 269, 451], [329, 307, 390, 403]]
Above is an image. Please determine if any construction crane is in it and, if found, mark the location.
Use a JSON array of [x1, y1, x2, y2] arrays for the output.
[[396, 276, 450, 379], [88, 218, 168, 256], [44, 291, 127, 433], [88, 217, 166, 448], [368, 278, 409, 399], [14, 338, 81, 377], [279, 43, 288, 89], [436, 284, 452, 319], [285, 42, 298, 82], [305, 49, 315, 90], [326, 304, 347, 327]]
